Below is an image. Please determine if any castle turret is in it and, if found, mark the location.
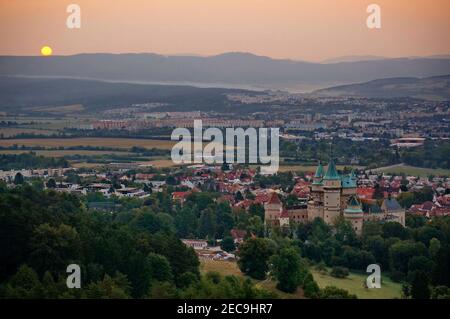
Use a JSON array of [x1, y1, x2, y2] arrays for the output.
[[322, 159, 342, 224], [308, 161, 324, 221], [343, 195, 364, 235]]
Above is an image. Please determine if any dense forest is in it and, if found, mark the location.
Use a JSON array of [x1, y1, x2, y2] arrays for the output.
[[0, 183, 275, 298], [280, 139, 450, 169]]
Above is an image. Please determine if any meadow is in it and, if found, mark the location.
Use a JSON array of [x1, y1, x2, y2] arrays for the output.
[[200, 259, 402, 299], [311, 269, 402, 299]]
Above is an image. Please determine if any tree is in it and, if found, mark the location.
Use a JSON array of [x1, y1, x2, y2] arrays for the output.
[[248, 203, 264, 219], [234, 191, 244, 202], [148, 253, 173, 283], [3, 265, 42, 298], [198, 209, 217, 239], [429, 238, 441, 260], [320, 286, 357, 299], [46, 178, 57, 189], [410, 271, 430, 299], [389, 240, 427, 275], [330, 266, 349, 278], [270, 247, 302, 293], [237, 238, 275, 280], [382, 222, 409, 239], [85, 273, 131, 299], [29, 223, 81, 275], [221, 236, 236, 252], [14, 172, 24, 185]]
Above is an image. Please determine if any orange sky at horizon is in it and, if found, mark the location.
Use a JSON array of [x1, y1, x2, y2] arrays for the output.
[[0, 0, 449, 61]]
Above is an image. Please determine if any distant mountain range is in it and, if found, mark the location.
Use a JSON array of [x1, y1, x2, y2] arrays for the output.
[[313, 75, 450, 100], [1, 52, 449, 92]]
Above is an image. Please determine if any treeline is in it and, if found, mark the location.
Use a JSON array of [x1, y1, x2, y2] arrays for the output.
[[400, 141, 450, 169], [0, 153, 68, 170], [280, 138, 398, 167], [0, 184, 273, 299]]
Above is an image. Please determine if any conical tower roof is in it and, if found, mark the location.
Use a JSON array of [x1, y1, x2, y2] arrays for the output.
[[323, 159, 340, 180], [314, 161, 324, 178]]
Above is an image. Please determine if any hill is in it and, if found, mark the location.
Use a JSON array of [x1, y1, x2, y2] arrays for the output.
[[313, 75, 450, 100], [1, 52, 449, 92], [0, 76, 248, 113]]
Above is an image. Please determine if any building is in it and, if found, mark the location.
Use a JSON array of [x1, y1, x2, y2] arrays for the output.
[[263, 160, 406, 235], [308, 160, 358, 221]]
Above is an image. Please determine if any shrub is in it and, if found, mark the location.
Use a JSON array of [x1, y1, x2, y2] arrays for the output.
[[330, 266, 349, 278]]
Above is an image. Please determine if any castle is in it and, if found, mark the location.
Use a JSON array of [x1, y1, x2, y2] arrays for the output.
[[264, 159, 405, 235]]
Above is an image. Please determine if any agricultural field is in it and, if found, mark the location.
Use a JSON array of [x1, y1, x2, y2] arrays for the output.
[[0, 127, 58, 137], [0, 137, 175, 150], [28, 104, 85, 114], [0, 149, 133, 157], [311, 269, 402, 299]]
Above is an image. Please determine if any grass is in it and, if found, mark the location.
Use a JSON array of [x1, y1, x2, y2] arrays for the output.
[[311, 269, 402, 299], [200, 259, 305, 299], [200, 260, 402, 299], [0, 137, 175, 150], [378, 165, 450, 177]]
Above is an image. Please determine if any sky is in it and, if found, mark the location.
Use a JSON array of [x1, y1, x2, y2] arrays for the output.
[[0, 0, 449, 61]]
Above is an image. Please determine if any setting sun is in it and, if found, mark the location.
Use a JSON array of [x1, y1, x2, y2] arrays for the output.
[[40, 46, 53, 56]]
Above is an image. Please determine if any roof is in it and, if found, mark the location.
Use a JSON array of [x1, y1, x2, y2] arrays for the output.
[[382, 198, 403, 211], [230, 229, 247, 239], [342, 175, 357, 188], [267, 192, 281, 205], [344, 195, 363, 214], [314, 162, 324, 178], [323, 159, 341, 180]]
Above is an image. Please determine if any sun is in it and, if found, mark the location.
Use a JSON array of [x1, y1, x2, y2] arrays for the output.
[[40, 46, 53, 56]]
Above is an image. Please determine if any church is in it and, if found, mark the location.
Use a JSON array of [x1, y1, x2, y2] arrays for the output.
[[264, 159, 405, 235]]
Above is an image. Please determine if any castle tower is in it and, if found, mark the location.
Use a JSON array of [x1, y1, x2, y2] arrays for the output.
[[343, 195, 364, 235], [341, 169, 358, 210], [308, 162, 324, 221], [264, 192, 282, 226], [322, 159, 342, 225]]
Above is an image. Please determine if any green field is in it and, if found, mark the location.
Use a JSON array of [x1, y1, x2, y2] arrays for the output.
[[201, 259, 402, 299], [311, 269, 402, 299], [377, 165, 450, 177]]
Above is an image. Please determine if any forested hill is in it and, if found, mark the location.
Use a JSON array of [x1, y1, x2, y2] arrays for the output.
[[0, 76, 248, 113]]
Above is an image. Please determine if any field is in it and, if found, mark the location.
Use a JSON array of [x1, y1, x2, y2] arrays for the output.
[[28, 104, 85, 114], [143, 159, 178, 168], [0, 149, 133, 157], [311, 269, 402, 299], [200, 259, 305, 299], [200, 259, 402, 299], [376, 164, 450, 177], [0, 137, 175, 150], [0, 128, 57, 137]]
